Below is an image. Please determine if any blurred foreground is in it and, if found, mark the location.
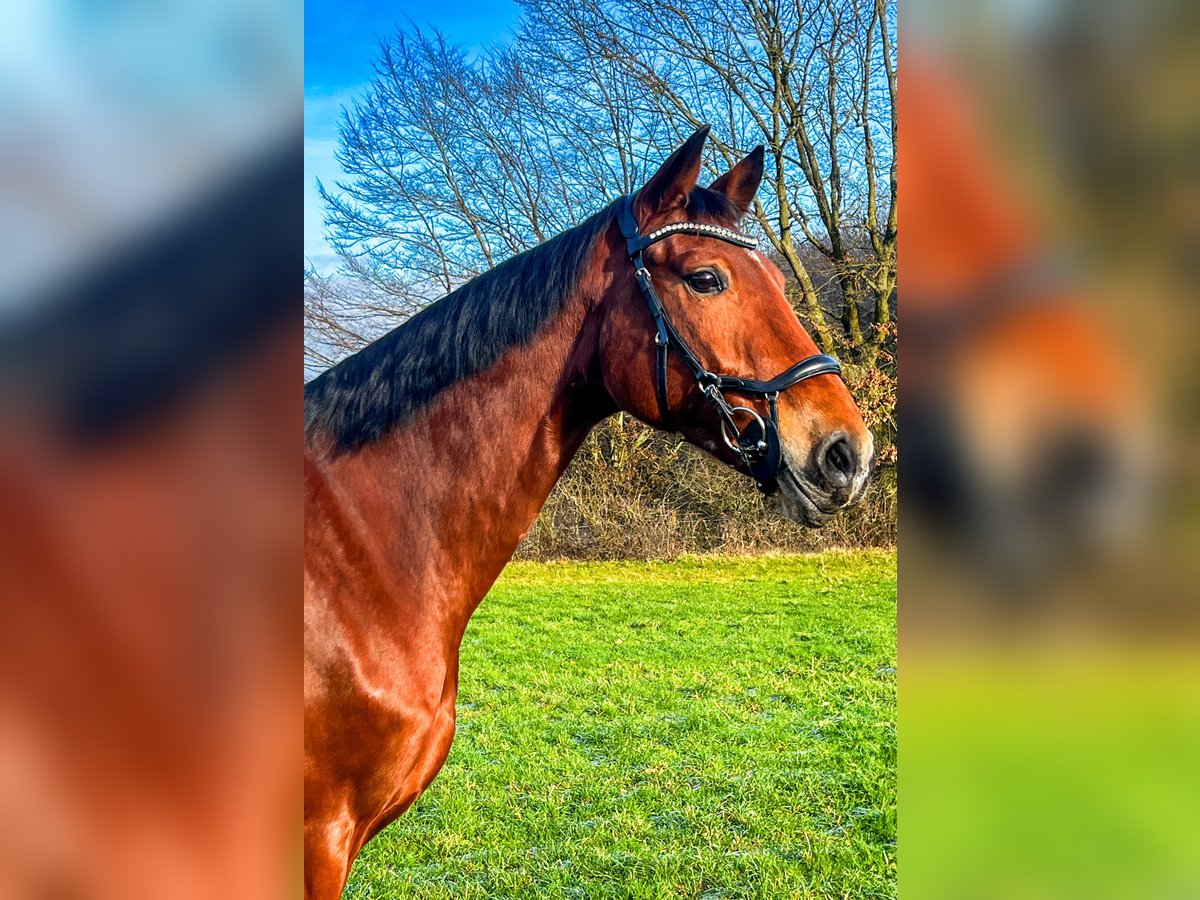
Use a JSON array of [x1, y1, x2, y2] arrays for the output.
[[902, 0, 1199, 896], [0, 0, 299, 896]]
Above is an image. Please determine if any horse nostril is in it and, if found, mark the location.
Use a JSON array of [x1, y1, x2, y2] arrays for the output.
[[818, 434, 857, 488], [1032, 432, 1114, 517]]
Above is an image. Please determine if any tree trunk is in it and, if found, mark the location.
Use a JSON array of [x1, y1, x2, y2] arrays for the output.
[[839, 267, 865, 349]]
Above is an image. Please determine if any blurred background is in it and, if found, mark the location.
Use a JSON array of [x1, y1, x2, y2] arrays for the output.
[[0, 0, 298, 896], [901, 0, 1199, 896]]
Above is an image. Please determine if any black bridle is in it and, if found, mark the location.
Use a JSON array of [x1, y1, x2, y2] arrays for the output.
[[617, 194, 843, 495]]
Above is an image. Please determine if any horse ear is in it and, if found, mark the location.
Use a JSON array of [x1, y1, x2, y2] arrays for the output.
[[709, 145, 765, 217], [635, 125, 710, 220]]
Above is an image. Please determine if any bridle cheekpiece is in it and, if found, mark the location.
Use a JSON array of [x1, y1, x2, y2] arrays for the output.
[[616, 193, 843, 495]]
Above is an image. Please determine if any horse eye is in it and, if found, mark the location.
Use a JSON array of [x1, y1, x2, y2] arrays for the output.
[[685, 270, 723, 294]]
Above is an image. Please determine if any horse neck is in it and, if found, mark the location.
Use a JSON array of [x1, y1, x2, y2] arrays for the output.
[[310, 296, 610, 643]]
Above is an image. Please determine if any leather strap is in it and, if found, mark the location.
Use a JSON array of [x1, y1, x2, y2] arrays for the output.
[[717, 354, 842, 395], [616, 192, 843, 493]]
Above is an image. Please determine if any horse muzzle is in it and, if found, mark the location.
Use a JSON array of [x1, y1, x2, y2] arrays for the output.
[[775, 430, 875, 526]]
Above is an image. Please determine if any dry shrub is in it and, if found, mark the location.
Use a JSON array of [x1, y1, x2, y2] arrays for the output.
[[518, 412, 896, 561]]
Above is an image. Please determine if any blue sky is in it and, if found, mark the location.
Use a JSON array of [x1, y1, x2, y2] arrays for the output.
[[305, 0, 521, 272]]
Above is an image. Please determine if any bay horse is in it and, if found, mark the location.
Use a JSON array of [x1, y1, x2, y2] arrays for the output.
[[303, 128, 874, 897], [901, 52, 1146, 583], [0, 144, 297, 898]]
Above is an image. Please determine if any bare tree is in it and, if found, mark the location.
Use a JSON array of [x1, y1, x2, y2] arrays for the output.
[[311, 0, 895, 366], [518, 0, 896, 359], [303, 265, 426, 376], [316, 30, 654, 302]]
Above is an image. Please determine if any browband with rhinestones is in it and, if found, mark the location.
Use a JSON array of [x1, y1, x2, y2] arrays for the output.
[[642, 221, 758, 249], [623, 218, 759, 255]]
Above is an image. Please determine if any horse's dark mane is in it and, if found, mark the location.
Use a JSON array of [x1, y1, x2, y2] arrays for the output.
[[304, 188, 739, 455]]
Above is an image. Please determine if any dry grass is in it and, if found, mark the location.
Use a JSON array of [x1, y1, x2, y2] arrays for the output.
[[518, 415, 896, 562]]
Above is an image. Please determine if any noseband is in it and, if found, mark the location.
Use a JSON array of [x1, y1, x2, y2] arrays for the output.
[[617, 194, 843, 495]]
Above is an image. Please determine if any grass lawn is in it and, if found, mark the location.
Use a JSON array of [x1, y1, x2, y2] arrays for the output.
[[346, 551, 896, 899]]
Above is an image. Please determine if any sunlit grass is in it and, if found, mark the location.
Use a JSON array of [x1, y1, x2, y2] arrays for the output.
[[346, 551, 896, 899], [903, 650, 1200, 899]]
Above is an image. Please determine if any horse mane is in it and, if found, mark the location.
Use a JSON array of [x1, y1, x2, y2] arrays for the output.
[[304, 188, 739, 456]]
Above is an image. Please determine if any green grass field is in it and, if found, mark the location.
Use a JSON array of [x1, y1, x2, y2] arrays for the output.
[[346, 551, 896, 899]]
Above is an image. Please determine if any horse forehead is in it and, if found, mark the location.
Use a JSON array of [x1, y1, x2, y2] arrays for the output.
[[741, 247, 785, 287], [670, 240, 770, 270], [744, 247, 771, 269], [654, 237, 783, 290]]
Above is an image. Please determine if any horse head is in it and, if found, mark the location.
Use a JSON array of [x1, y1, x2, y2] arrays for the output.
[[597, 128, 874, 525]]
